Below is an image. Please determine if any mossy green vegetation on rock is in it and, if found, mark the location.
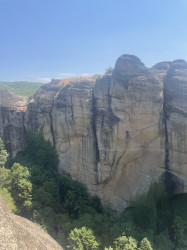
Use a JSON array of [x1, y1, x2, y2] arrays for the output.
[[0, 133, 187, 249]]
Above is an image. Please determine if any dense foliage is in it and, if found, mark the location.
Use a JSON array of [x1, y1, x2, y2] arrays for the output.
[[0, 133, 186, 249], [67, 227, 100, 250], [0, 138, 9, 167], [0, 81, 43, 97]]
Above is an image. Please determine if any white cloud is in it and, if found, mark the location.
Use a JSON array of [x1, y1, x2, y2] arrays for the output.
[[29, 74, 51, 83], [37, 77, 51, 83], [29, 72, 92, 83], [58, 73, 91, 78]]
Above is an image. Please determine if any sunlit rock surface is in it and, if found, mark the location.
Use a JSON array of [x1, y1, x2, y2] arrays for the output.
[[0, 55, 187, 210], [0, 197, 63, 250]]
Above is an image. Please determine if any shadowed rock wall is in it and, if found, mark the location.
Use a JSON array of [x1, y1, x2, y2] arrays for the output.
[[0, 88, 27, 157]]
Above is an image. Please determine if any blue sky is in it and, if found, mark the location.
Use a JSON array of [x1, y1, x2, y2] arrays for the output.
[[0, 0, 187, 82]]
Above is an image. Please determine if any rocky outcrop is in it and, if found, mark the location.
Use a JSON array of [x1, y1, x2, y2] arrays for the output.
[[0, 55, 187, 210], [92, 55, 164, 209], [25, 78, 97, 190], [160, 60, 187, 193], [0, 197, 63, 250], [0, 88, 27, 157]]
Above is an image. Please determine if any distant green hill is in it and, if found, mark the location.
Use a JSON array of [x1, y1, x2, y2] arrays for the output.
[[0, 81, 44, 97]]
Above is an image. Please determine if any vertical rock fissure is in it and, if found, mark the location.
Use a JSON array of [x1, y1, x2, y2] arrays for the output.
[[49, 82, 67, 148], [91, 91, 100, 171], [162, 85, 174, 193], [107, 78, 120, 127], [49, 100, 56, 147], [70, 93, 75, 122], [163, 89, 169, 171], [107, 78, 112, 115], [22, 110, 27, 153], [162, 81, 181, 193]]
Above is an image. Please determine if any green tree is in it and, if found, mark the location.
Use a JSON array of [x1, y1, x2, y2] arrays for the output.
[[67, 227, 100, 250], [113, 234, 138, 250], [59, 174, 92, 218], [105, 66, 113, 74], [25, 131, 59, 171], [154, 232, 174, 250], [0, 167, 11, 189], [130, 182, 166, 232], [173, 216, 187, 249], [10, 163, 32, 211], [32, 181, 60, 210], [139, 238, 153, 250], [0, 137, 8, 167]]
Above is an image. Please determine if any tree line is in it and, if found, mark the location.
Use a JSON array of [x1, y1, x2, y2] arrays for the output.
[[0, 133, 186, 249]]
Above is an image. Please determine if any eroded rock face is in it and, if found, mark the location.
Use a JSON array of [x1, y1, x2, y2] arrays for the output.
[[0, 88, 27, 157], [25, 78, 98, 189], [94, 55, 164, 209], [161, 60, 187, 193], [0, 55, 187, 210], [0, 197, 63, 250]]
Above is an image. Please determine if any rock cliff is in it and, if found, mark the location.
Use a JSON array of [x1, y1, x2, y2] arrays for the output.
[[0, 88, 27, 157], [0, 197, 63, 250], [0, 55, 187, 210]]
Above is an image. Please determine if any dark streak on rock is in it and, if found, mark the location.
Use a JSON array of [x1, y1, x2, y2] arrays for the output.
[[162, 79, 174, 193], [49, 99, 56, 147], [70, 93, 75, 122], [91, 91, 100, 170], [166, 105, 187, 118], [163, 88, 169, 172], [162, 72, 184, 193], [163, 171, 184, 193], [107, 79, 121, 125], [119, 79, 129, 90]]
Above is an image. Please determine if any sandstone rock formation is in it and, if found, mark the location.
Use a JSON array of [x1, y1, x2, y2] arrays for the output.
[[0, 88, 27, 157], [0, 197, 63, 250], [157, 60, 187, 193], [0, 55, 187, 210]]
